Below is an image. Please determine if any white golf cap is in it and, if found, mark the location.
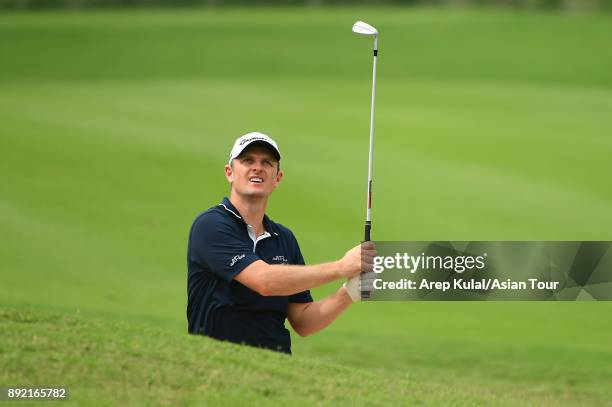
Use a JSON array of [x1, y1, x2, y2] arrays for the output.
[[228, 132, 281, 164]]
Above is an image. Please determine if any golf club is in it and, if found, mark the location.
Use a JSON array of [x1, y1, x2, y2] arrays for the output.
[[352, 20, 378, 243], [352, 20, 378, 300]]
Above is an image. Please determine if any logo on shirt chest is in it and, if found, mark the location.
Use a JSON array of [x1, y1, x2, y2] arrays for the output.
[[272, 255, 288, 263]]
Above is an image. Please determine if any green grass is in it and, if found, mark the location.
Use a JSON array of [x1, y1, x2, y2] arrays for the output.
[[1, 308, 610, 406], [1, 7, 612, 405]]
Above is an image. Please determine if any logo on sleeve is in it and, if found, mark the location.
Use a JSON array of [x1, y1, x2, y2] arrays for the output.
[[230, 254, 246, 267], [272, 255, 288, 263]]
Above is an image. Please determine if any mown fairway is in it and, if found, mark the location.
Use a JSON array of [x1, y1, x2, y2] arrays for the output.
[[1, 7, 612, 405]]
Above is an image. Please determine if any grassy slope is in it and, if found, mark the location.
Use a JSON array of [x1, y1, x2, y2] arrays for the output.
[[1, 7, 612, 405], [1, 307, 609, 406]]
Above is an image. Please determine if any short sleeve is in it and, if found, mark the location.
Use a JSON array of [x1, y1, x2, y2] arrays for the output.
[[287, 232, 313, 303], [188, 213, 260, 282]]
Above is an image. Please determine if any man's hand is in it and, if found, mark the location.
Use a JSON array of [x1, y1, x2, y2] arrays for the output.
[[342, 271, 377, 302], [235, 241, 377, 297], [337, 241, 377, 278]]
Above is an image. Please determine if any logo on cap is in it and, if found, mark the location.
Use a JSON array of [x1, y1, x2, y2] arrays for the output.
[[240, 136, 267, 146]]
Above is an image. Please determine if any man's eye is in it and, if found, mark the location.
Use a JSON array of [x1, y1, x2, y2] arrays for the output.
[[263, 160, 272, 167]]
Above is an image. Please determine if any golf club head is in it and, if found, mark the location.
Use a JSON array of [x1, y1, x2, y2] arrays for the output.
[[352, 21, 378, 36]]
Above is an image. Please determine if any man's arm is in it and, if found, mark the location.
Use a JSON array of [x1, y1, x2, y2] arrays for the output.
[[234, 242, 375, 296], [286, 287, 352, 337]]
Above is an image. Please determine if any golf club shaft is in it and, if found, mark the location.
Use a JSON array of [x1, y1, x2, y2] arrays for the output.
[[364, 37, 378, 242]]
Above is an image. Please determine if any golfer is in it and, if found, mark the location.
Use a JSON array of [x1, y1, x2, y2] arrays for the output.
[[187, 132, 376, 354]]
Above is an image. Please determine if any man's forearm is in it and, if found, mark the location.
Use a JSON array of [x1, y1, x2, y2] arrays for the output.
[[289, 287, 352, 337], [235, 242, 370, 296], [257, 261, 342, 296]]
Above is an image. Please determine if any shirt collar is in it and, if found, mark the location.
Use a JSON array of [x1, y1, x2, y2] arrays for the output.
[[218, 197, 279, 237]]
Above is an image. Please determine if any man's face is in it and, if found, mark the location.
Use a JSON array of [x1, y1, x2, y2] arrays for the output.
[[225, 145, 283, 199]]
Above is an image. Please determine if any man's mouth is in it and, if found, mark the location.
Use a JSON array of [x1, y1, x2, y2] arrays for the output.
[[249, 177, 263, 184]]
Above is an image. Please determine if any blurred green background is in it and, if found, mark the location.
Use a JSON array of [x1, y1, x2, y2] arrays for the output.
[[2, 0, 612, 12], [1, 4, 612, 405]]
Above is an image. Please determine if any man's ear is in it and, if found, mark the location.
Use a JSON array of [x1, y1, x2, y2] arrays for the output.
[[224, 164, 233, 183], [275, 169, 284, 185]]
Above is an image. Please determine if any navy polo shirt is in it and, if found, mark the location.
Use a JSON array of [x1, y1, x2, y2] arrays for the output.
[[187, 197, 313, 354]]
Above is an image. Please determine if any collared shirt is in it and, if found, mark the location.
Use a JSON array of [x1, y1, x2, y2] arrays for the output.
[[187, 197, 312, 354]]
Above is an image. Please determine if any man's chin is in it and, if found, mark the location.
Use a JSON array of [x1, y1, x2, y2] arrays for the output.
[[238, 189, 271, 199]]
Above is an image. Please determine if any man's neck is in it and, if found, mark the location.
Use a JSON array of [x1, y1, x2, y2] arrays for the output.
[[229, 193, 267, 237]]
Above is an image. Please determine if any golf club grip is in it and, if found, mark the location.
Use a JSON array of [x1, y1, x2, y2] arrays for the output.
[[362, 221, 372, 300]]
